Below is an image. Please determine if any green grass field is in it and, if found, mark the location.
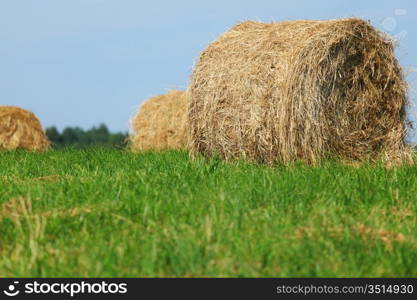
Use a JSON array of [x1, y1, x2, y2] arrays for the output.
[[1, 148, 417, 277]]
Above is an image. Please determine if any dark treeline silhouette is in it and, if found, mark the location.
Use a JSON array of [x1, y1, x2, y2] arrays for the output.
[[45, 124, 128, 148]]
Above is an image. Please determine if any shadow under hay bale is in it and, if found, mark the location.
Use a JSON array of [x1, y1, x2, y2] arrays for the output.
[[0, 106, 50, 151], [130, 90, 188, 151], [189, 18, 412, 166]]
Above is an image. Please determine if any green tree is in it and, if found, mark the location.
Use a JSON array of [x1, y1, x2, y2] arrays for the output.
[[45, 126, 61, 145], [61, 128, 79, 145], [45, 124, 128, 148]]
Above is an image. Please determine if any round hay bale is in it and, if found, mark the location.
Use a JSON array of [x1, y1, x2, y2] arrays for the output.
[[0, 106, 50, 151], [189, 18, 412, 165], [130, 90, 188, 151]]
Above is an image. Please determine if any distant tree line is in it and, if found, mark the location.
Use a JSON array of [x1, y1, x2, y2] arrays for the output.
[[45, 124, 128, 148]]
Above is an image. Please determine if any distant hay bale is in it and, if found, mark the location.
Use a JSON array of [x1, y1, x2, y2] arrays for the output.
[[189, 18, 412, 165], [130, 90, 188, 151], [0, 106, 50, 151]]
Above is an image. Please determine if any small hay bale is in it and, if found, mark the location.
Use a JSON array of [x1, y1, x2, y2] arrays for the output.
[[130, 90, 188, 151], [189, 18, 412, 165], [0, 106, 50, 151]]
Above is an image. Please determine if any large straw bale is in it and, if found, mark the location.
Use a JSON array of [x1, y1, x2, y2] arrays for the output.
[[0, 106, 50, 151], [188, 18, 412, 165], [130, 90, 188, 151]]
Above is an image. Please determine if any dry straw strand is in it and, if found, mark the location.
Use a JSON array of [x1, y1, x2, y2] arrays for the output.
[[188, 18, 412, 165], [130, 90, 188, 151], [0, 106, 50, 151]]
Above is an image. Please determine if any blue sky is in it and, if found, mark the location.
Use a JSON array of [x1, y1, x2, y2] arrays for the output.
[[0, 0, 416, 138]]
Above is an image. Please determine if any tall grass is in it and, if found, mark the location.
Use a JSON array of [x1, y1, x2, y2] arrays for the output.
[[0, 148, 416, 277]]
